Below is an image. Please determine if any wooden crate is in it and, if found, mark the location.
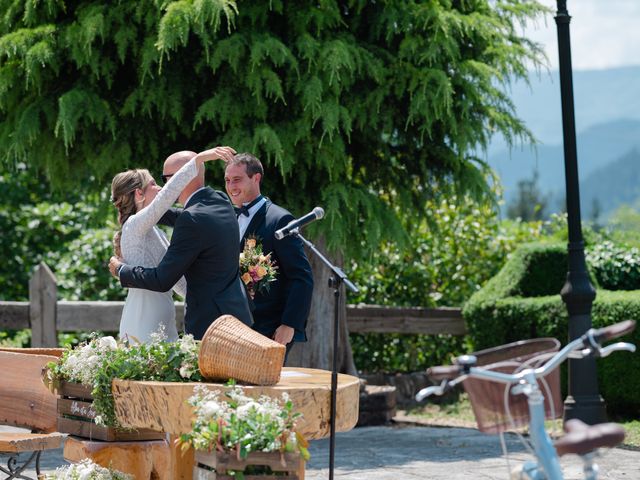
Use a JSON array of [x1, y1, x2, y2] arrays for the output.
[[57, 381, 164, 442], [194, 450, 305, 480]]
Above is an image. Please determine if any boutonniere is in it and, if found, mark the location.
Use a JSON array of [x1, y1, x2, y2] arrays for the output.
[[239, 236, 278, 299]]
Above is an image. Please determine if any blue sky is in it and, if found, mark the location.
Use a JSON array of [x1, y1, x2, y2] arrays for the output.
[[526, 0, 640, 71]]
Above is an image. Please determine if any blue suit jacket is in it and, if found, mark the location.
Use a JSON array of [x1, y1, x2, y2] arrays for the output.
[[241, 198, 314, 342], [119, 187, 253, 339]]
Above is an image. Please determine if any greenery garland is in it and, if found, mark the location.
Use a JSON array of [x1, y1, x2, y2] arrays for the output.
[[44, 330, 202, 428]]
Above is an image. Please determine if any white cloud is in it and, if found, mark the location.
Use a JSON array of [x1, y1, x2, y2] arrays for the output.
[[526, 0, 640, 70]]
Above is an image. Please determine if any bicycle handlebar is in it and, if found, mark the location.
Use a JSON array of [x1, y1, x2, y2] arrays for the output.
[[427, 365, 461, 381], [418, 319, 636, 400], [590, 319, 636, 343]]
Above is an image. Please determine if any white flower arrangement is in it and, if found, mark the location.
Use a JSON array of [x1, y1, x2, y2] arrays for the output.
[[180, 384, 310, 460], [57, 336, 119, 386], [45, 459, 132, 480], [43, 327, 203, 428]]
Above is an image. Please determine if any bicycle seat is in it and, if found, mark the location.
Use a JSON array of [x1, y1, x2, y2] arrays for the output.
[[554, 418, 625, 456]]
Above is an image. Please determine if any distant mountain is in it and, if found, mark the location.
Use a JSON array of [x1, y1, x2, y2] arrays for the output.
[[490, 119, 640, 210], [581, 149, 640, 219], [488, 66, 640, 213], [490, 66, 640, 151]]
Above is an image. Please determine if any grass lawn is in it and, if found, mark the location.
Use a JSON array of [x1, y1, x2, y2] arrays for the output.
[[401, 393, 640, 449]]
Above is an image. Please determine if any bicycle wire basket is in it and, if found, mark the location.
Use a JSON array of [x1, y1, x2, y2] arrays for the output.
[[461, 337, 563, 434]]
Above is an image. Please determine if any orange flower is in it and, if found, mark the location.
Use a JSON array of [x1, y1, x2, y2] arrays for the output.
[[246, 238, 256, 249], [256, 266, 267, 278], [241, 272, 252, 285]]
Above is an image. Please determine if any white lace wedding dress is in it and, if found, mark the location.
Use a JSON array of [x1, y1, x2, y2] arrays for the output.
[[118, 158, 198, 344]]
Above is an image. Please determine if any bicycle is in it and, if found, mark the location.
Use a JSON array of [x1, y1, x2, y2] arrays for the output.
[[415, 320, 637, 480]]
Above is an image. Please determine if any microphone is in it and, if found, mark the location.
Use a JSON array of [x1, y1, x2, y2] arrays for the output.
[[275, 207, 324, 240]]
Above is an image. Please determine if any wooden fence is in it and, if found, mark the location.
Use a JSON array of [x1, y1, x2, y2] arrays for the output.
[[0, 263, 465, 347]]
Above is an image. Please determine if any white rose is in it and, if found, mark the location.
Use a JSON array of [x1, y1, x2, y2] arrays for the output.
[[237, 401, 261, 419], [75, 463, 94, 480], [179, 364, 193, 379], [200, 400, 224, 419], [99, 336, 118, 350]]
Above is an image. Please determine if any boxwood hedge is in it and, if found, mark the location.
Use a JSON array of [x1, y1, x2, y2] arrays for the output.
[[463, 243, 640, 414]]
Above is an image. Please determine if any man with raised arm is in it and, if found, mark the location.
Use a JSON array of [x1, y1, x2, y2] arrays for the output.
[[109, 149, 253, 339]]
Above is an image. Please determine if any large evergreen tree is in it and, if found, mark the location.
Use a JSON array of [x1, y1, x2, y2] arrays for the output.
[[0, 0, 547, 370]]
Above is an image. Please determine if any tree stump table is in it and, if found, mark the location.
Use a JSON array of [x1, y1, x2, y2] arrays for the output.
[[112, 367, 360, 480]]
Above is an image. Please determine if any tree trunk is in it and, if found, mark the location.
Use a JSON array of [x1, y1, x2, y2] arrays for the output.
[[286, 238, 357, 376]]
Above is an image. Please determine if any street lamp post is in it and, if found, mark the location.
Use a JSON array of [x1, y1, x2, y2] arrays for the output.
[[554, 0, 607, 424]]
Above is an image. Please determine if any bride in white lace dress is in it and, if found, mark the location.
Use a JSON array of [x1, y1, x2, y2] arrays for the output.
[[110, 147, 235, 343]]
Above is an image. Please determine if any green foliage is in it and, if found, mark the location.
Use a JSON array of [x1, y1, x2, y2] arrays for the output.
[[464, 242, 640, 413], [607, 204, 640, 248], [349, 194, 546, 308], [506, 169, 548, 221], [0, 163, 115, 301], [180, 382, 309, 465], [46, 334, 202, 427], [0, 0, 548, 258], [55, 227, 124, 301], [349, 333, 471, 374], [0, 329, 30, 347], [469, 242, 568, 302], [587, 241, 640, 291], [348, 193, 547, 373], [591, 291, 640, 412]]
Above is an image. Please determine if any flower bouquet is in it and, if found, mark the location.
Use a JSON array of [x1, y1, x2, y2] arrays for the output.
[[180, 383, 310, 479], [44, 459, 132, 480], [239, 236, 278, 299]]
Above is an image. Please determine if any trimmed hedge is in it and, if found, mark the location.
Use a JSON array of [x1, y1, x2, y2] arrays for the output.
[[464, 243, 640, 414]]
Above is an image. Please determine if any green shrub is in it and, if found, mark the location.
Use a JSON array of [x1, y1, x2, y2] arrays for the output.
[[464, 242, 640, 414], [347, 195, 547, 372], [0, 164, 113, 301], [350, 333, 472, 374], [467, 243, 568, 304], [55, 226, 125, 301], [587, 241, 640, 291]]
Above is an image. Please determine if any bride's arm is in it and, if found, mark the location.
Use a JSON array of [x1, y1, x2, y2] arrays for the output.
[[125, 147, 236, 234]]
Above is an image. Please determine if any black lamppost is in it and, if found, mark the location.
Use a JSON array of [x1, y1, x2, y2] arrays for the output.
[[554, 0, 607, 424]]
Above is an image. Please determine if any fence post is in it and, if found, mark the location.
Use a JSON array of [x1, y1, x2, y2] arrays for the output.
[[29, 262, 58, 347]]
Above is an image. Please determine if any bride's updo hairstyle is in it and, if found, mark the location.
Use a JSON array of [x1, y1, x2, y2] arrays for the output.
[[110, 169, 153, 256]]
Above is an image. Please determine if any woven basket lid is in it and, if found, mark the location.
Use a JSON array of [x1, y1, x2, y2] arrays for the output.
[[198, 315, 286, 385]]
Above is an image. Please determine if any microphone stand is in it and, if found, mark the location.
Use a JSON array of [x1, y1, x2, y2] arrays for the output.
[[292, 229, 358, 480]]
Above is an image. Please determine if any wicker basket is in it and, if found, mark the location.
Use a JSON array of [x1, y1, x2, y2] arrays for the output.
[[462, 338, 562, 434], [198, 315, 286, 385]]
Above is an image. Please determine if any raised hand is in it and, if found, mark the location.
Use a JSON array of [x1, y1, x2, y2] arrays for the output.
[[195, 146, 236, 164]]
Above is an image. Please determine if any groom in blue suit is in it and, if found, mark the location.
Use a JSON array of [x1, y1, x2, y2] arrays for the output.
[[225, 153, 314, 351]]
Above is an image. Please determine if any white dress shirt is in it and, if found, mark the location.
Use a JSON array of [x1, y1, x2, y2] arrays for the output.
[[238, 196, 266, 240]]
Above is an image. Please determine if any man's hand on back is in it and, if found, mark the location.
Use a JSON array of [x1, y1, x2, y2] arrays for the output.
[[109, 256, 123, 279]]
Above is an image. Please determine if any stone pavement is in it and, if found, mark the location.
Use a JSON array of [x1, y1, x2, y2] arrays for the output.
[[5, 423, 639, 479]]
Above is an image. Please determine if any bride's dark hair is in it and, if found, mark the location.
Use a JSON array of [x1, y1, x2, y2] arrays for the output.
[[110, 169, 153, 256]]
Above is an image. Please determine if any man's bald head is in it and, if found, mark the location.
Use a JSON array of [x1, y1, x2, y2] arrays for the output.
[[165, 150, 197, 170], [163, 150, 205, 205]]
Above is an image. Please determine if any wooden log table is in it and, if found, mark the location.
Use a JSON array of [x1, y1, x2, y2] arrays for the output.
[[111, 367, 360, 480]]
